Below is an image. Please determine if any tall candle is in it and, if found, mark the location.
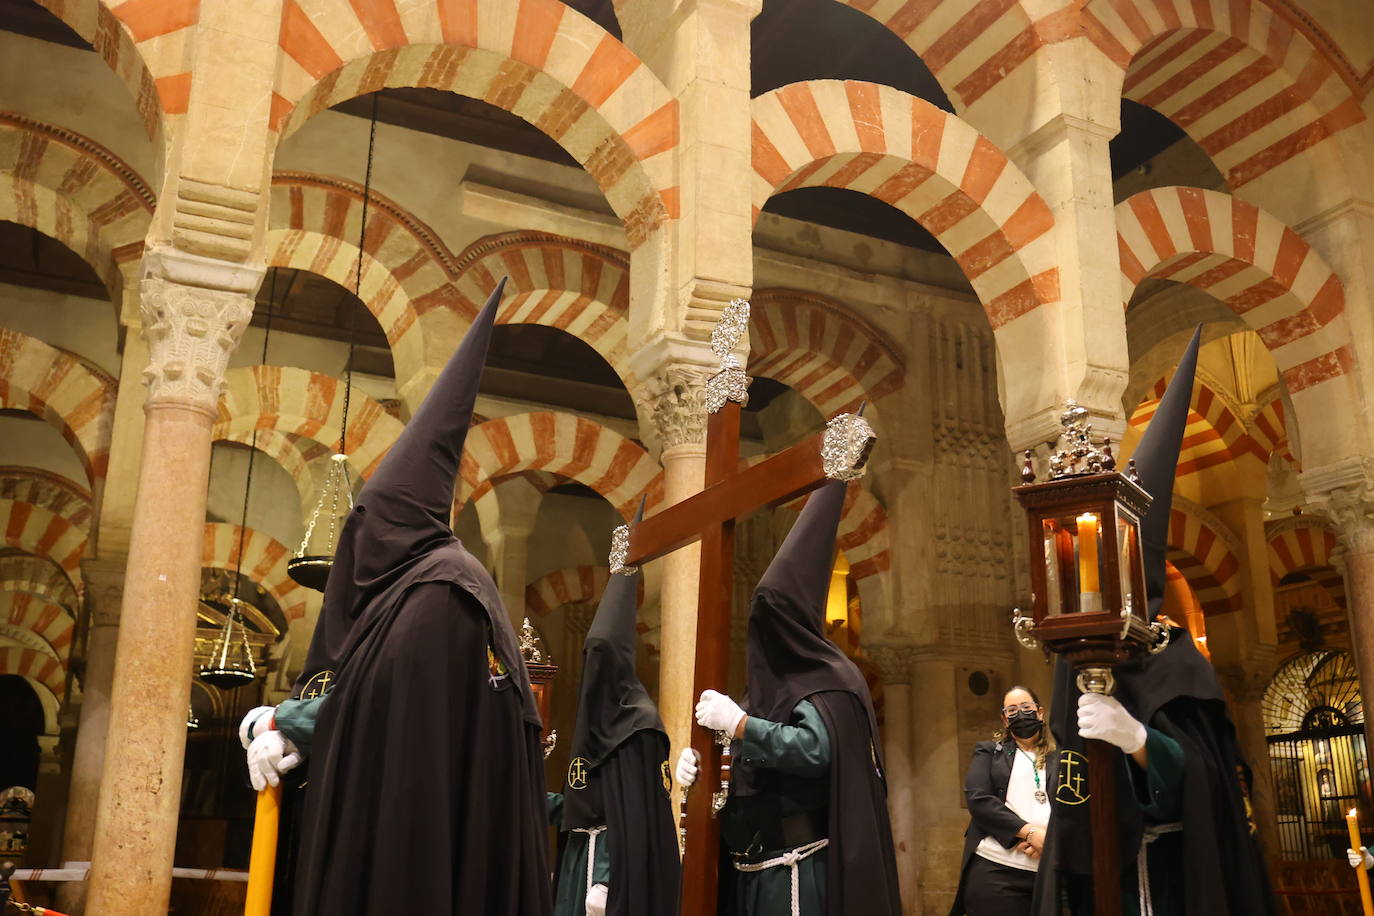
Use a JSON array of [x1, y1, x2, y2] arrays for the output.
[[1347, 807, 1374, 916], [1077, 513, 1100, 597]]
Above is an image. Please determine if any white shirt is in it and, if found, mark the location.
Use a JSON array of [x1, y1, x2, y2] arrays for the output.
[[976, 746, 1051, 872]]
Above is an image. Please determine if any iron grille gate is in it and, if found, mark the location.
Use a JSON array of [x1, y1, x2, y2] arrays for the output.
[[1269, 713, 1371, 860]]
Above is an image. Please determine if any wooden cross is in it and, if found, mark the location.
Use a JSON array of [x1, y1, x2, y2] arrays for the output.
[[619, 300, 875, 916]]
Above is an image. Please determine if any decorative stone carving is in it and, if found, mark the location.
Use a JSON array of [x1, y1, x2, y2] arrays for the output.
[[1305, 460, 1374, 554], [171, 177, 259, 264], [642, 365, 713, 453], [139, 277, 254, 413], [868, 643, 916, 685]]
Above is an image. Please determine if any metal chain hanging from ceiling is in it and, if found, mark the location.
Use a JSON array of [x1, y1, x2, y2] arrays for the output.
[[289, 95, 380, 592]]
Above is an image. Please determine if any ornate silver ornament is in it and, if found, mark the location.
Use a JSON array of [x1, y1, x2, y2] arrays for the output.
[[705, 298, 752, 414], [609, 523, 638, 576], [821, 412, 876, 480]]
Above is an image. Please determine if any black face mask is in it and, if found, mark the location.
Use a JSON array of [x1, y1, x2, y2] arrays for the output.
[[1007, 710, 1044, 739]]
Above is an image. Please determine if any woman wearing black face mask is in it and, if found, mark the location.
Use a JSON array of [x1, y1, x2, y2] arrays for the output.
[[949, 686, 1054, 916]]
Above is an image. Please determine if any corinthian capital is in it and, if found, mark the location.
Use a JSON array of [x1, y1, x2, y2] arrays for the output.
[[1303, 458, 1374, 554], [867, 643, 916, 685], [641, 365, 713, 453], [139, 276, 254, 413]]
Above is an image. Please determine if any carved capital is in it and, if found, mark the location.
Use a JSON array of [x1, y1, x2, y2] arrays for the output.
[[867, 643, 916, 685], [81, 557, 128, 628], [139, 277, 254, 413], [1304, 459, 1374, 554], [641, 365, 713, 453]]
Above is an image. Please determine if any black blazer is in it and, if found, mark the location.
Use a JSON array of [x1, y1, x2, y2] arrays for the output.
[[949, 739, 1036, 916]]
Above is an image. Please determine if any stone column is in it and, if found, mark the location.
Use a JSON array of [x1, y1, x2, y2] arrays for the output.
[[871, 643, 917, 914], [477, 475, 543, 625], [641, 365, 709, 759], [1305, 469, 1374, 741], [85, 251, 258, 916], [23, 735, 65, 865], [53, 558, 125, 913], [996, 52, 1131, 448]]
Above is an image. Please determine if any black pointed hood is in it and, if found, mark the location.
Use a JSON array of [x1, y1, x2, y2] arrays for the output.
[[294, 280, 539, 729], [567, 500, 664, 768], [742, 479, 872, 724], [1134, 324, 1201, 616]]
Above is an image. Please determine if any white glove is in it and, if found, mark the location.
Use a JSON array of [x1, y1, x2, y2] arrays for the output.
[[676, 747, 700, 788], [585, 883, 608, 916], [1349, 847, 1374, 869], [246, 730, 302, 792], [238, 705, 277, 750], [1077, 693, 1147, 754], [695, 689, 746, 736]]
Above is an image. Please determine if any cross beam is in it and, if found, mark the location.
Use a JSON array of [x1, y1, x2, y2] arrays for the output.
[[624, 397, 864, 915]]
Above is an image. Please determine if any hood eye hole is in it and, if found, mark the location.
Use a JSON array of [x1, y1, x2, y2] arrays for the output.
[[355, 505, 367, 515]]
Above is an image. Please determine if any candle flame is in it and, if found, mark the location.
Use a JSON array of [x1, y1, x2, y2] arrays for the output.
[[1077, 512, 1097, 523], [1351, 807, 1359, 818]]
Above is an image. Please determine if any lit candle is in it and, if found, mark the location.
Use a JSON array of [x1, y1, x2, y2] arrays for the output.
[[1347, 807, 1374, 916], [1077, 513, 1100, 612]]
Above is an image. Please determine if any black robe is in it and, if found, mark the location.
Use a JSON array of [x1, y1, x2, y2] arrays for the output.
[[1031, 632, 1274, 915], [554, 729, 679, 916], [728, 479, 902, 916]]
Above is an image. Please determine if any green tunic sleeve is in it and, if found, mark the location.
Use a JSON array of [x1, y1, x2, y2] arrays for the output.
[[547, 792, 564, 827], [737, 699, 831, 777], [1127, 726, 1185, 821], [592, 829, 611, 885], [274, 695, 328, 752]]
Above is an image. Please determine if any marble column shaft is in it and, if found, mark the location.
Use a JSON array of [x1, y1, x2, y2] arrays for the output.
[[85, 269, 255, 916]]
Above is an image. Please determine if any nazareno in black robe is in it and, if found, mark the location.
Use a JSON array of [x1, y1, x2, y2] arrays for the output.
[[726, 478, 903, 916], [1030, 325, 1274, 916], [555, 502, 680, 916], [281, 278, 552, 916]]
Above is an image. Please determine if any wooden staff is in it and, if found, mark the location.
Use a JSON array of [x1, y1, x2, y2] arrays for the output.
[[243, 785, 281, 916]]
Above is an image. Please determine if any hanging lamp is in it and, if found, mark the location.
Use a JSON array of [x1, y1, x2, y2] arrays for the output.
[[186, 703, 200, 730], [198, 270, 282, 689], [288, 96, 379, 592]]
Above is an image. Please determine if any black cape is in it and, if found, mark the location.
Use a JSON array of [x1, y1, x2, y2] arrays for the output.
[[556, 512, 680, 916], [284, 279, 551, 916], [1031, 325, 1272, 915], [731, 479, 902, 916]]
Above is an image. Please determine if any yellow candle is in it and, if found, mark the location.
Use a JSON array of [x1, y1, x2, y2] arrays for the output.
[[1077, 513, 1100, 595], [244, 785, 281, 916], [1347, 807, 1374, 916]]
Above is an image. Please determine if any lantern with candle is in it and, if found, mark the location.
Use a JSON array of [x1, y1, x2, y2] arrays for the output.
[[1013, 402, 1169, 690]]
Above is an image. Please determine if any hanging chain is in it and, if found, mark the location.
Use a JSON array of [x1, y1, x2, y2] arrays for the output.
[[226, 268, 277, 646], [338, 93, 379, 457]]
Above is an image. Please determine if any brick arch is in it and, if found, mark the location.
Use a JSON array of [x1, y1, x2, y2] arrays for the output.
[[25, 1, 172, 140], [1253, 390, 1293, 465], [1168, 505, 1243, 616], [1085, 2, 1363, 188], [0, 591, 74, 667], [0, 113, 154, 296], [269, 173, 462, 389], [523, 565, 648, 620], [0, 499, 87, 591], [453, 232, 638, 393], [1267, 518, 1344, 609], [0, 556, 79, 613], [271, 0, 678, 248], [751, 81, 1058, 332], [750, 288, 904, 423], [457, 412, 663, 518], [1117, 187, 1351, 465], [215, 366, 405, 483], [201, 523, 310, 625], [0, 647, 65, 706], [0, 330, 116, 486], [213, 428, 320, 508], [828, 0, 1041, 110], [1127, 377, 1270, 479], [0, 469, 93, 535]]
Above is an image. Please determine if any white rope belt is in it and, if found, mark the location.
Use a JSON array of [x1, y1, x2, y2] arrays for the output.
[[1136, 822, 1182, 916], [7, 863, 247, 883], [732, 837, 829, 916], [572, 825, 607, 913]]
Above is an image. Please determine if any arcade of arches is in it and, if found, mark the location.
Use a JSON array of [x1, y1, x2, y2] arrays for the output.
[[1, 0, 1374, 912]]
